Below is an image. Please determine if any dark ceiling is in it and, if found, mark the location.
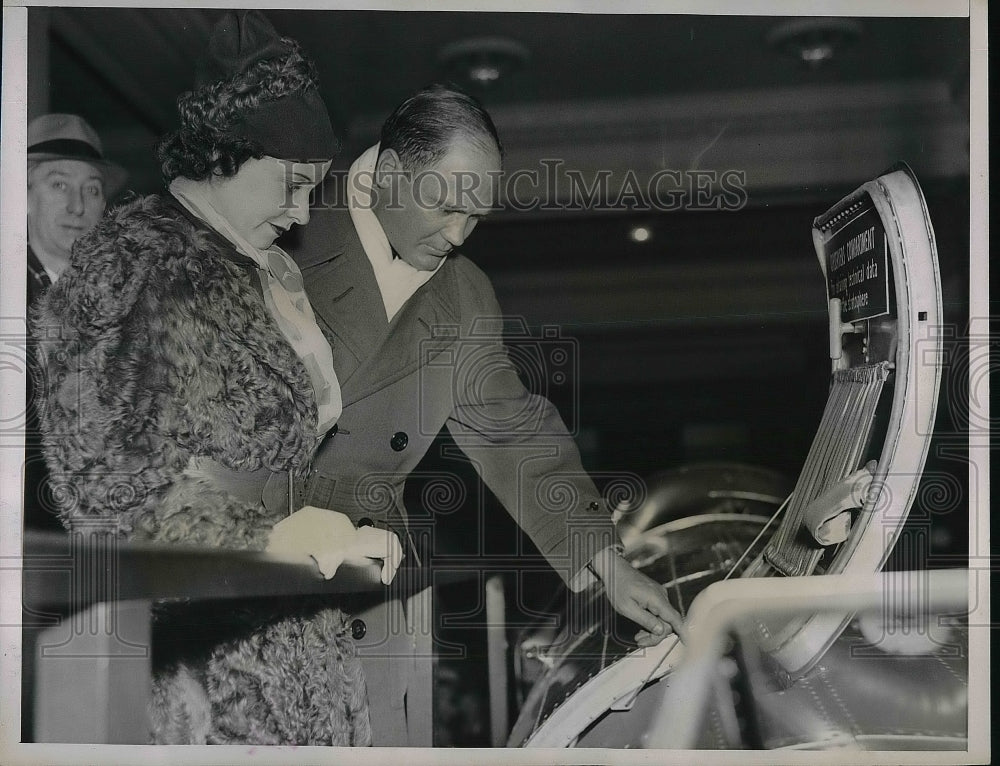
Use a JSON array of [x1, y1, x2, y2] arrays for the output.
[[41, 8, 970, 199], [45, 10, 969, 127]]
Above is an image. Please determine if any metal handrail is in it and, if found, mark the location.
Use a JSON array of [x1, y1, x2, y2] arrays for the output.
[[645, 568, 969, 749]]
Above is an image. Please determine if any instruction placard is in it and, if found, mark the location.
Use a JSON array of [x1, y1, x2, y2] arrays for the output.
[[824, 197, 889, 323]]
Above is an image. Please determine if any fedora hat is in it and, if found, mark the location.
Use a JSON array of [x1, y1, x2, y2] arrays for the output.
[[27, 113, 128, 197]]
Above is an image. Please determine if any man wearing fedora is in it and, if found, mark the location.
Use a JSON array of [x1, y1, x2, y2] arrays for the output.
[[25, 113, 126, 531], [26, 112, 127, 305]]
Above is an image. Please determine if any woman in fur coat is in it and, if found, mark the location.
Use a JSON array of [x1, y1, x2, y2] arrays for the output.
[[32, 11, 400, 745]]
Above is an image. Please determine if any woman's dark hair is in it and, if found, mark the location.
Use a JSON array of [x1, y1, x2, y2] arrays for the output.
[[379, 84, 503, 170], [157, 38, 319, 182]]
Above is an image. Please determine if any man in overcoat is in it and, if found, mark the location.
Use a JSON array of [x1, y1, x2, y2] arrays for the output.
[[25, 113, 126, 532], [290, 85, 682, 745]]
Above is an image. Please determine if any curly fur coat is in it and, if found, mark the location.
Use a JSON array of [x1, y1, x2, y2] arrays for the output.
[[32, 194, 371, 745]]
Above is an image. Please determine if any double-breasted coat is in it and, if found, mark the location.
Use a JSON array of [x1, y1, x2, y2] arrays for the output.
[[291, 205, 620, 589], [290, 204, 623, 744]]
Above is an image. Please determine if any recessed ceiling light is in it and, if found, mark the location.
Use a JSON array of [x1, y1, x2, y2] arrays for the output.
[[766, 18, 863, 69], [437, 37, 530, 88], [629, 225, 652, 244]]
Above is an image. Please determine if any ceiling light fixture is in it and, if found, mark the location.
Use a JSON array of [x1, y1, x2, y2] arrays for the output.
[[766, 18, 862, 69], [629, 225, 652, 244], [437, 37, 530, 88]]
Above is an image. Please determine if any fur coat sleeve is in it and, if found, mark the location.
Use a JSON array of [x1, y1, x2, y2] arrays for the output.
[[31, 194, 320, 549]]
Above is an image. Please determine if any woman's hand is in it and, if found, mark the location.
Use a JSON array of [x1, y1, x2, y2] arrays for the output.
[[589, 547, 688, 647], [266, 505, 404, 584]]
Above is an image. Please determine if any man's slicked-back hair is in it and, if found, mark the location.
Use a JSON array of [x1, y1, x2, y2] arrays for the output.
[[379, 84, 503, 170]]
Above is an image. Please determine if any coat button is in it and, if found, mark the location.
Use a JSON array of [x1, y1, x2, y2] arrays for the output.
[[390, 431, 409, 451], [351, 619, 367, 640]]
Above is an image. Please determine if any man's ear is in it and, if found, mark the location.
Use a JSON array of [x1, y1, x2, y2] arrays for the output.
[[374, 149, 403, 189]]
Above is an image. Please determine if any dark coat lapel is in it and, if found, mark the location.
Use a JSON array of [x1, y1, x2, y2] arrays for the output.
[[290, 206, 461, 407], [292, 207, 388, 387], [343, 261, 461, 406]]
